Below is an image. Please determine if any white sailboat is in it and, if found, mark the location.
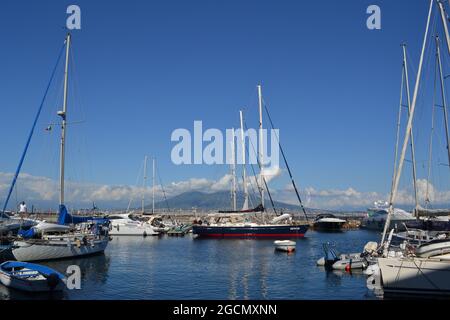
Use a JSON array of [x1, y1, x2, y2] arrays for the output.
[[12, 33, 110, 262], [370, 0, 450, 297]]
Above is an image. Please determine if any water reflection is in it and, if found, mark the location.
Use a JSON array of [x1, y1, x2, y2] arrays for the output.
[[0, 230, 380, 300]]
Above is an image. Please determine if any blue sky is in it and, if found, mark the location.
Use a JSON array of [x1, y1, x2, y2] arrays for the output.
[[1, 0, 449, 210]]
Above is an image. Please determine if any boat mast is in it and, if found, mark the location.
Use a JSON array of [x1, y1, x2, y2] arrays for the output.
[[391, 49, 404, 205], [402, 44, 419, 211], [426, 61, 438, 208], [381, 0, 434, 249], [435, 36, 450, 168], [240, 110, 249, 210], [152, 157, 155, 214], [438, 0, 450, 56], [142, 155, 148, 214], [257, 85, 265, 209], [58, 33, 71, 206], [230, 130, 237, 211]]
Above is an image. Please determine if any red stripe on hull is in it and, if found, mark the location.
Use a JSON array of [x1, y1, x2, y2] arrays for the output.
[[196, 233, 305, 238]]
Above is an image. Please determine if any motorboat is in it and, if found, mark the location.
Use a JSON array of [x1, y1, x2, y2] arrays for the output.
[[0, 261, 66, 292], [361, 208, 415, 231], [108, 213, 159, 236], [313, 214, 346, 231]]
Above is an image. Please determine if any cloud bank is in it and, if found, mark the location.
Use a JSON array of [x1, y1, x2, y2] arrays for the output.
[[1, 171, 450, 211]]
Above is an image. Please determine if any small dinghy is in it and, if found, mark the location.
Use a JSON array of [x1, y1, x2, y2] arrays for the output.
[[0, 261, 66, 292], [274, 240, 296, 253], [317, 242, 377, 271], [331, 255, 368, 271]]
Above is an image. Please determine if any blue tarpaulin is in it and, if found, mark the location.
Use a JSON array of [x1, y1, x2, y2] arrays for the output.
[[17, 228, 36, 239], [57, 204, 109, 225]]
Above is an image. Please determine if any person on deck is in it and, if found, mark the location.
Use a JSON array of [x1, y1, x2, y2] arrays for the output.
[[19, 201, 27, 214]]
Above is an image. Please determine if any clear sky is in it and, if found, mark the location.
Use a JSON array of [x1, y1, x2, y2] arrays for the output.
[[1, 0, 449, 210]]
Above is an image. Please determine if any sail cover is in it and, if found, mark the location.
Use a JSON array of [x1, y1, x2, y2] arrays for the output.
[[57, 204, 108, 225], [415, 207, 450, 217]]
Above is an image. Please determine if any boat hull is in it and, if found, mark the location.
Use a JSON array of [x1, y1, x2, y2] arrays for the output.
[[378, 257, 450, 296], [192, 224, 308, 238], [12, 239, 108, 262], [109, 222, 158, 236], [0, 271, 65, 292], [313, 221, 345, 231]]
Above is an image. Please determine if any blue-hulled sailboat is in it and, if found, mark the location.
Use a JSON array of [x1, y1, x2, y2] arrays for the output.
[[193, 85, 310, 238]]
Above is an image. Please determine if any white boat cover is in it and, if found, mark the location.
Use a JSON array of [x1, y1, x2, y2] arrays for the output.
[[34, 222, 71, 233]]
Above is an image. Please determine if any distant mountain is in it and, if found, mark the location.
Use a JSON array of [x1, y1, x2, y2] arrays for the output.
[[151, 190, 343, 214]]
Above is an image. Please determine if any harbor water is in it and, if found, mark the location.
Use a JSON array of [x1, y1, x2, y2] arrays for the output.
[[0, 230, 381, 300]]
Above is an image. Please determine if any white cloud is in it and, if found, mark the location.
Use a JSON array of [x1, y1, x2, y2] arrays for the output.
[[1, 171, 450, 211]]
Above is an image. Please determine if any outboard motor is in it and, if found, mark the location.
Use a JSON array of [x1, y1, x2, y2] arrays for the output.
[[46, 273, 61, 290]]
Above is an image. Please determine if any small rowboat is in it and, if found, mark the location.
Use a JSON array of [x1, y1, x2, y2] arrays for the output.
[[274, 240, 296, 253], [0, 261, 66, 292]]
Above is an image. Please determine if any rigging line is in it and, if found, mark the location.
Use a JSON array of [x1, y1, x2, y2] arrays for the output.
[[411, 258, 441, 290], [262, 102, 309, 221], [126, 159, 144, 212], [156, 167, 171, 212], [1, 43, 66, 217], [243, 121, 277, 214], [243, 121, 262, 198], [437, 37, 450, 172]]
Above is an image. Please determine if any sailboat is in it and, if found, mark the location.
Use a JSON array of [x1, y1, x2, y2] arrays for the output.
[[192, 85, 309, 238], [370, 0, 450, 297], [9, 33, 110, 262]]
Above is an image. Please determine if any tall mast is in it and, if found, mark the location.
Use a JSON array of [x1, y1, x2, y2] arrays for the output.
[[58, 33, 71, 206], [257, 84, 265, 209], [142, 155, 148, 214], [152, 157, 155, 214], [391, 49, 404, 203], [402, 44, 419, 210], [426, 61, 438, 208], [381, 0, 433, 248], [230, 130, 237, 211], [438, 0, 450, 56], [436, 36, 450, 168], [240, 110, 249, 210]]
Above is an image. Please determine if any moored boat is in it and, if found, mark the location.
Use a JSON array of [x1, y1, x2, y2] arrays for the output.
[[193, 222, 308, 238], [274, 240, 296, 252], [313, 214, 346, 231], [12, 218, 110, 262], [0, 261, 66, 292], [108, 213, 159, 236]]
